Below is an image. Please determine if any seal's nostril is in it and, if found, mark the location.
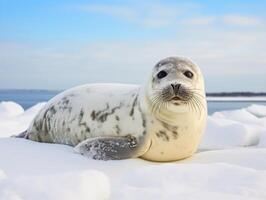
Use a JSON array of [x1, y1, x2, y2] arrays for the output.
[[171, 84, 181, 93], [170, 84, 175, 90]]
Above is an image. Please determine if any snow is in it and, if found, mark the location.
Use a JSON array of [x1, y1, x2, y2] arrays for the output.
[[0, 101, 266, 200], [247, 104, 266, 118], [200, 106, 266, 149], [0, 102, 46, 138], [0, 102, 24, 118], [117, 163, 266, 200], [0, 168, 110, 200]]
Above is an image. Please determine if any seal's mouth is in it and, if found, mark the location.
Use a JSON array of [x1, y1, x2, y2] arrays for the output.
[[149, 85, 205, 114], [171, 96, 182, 101]]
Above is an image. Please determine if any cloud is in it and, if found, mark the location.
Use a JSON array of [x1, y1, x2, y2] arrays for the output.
[[76, 4, 136, 20], [74, 3, 198, 28], [182, 17, 215, 26], [1, 24, 266, 90], [1, 2, 266, 91], [74, 3, 265, 29], [222, 15, 263, 26]]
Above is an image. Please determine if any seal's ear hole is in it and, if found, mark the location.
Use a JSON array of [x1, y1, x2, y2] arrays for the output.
[[157, 70, 168, 79], [184, 71, 194, 79]]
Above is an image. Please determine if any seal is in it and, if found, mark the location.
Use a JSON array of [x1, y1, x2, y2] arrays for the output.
[[20, 56, 207, 161]]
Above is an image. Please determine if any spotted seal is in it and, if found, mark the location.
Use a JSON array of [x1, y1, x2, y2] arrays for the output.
[[19, 56, 207, 161]]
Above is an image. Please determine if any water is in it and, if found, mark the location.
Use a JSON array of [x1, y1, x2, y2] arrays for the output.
[[0, 90, 59, 110], [0, 90, 266, 115]]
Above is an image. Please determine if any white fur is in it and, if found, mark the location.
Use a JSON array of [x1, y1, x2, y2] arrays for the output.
[[27, 57, 207, 161]]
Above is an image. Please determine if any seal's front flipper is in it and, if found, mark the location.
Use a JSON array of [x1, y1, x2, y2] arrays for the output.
[[74, 135, 142, 160], [13, 131, 28, 138]]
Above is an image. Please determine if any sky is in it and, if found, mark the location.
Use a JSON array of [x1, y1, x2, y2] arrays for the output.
[[0, 0, 266, 92]]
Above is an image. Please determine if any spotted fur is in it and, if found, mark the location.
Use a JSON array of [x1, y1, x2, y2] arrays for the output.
[[22, 56, 207, 161]]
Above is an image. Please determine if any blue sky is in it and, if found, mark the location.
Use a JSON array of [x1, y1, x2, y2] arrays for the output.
[[0, 0, 266, 92]]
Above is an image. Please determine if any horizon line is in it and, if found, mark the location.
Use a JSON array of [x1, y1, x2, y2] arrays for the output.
[[0, 89, 266, 94]]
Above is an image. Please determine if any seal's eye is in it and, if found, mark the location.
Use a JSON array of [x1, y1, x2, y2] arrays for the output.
[[157, 70, 167, 79], [184, 71, 194, 79]]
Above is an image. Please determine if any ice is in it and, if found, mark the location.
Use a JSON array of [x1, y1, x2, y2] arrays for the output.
[[199, 117, 263, 149], [212, 108, 266, 127], [247, 104, 266, 118], [0, 101, 266, 200], [200, 106, 266, 150]]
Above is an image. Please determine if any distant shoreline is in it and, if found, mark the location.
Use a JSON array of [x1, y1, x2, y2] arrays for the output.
[[207, 97, 266, 102], [207, 92, 266, 97]]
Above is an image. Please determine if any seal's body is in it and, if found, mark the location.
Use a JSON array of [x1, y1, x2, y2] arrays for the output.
[[23, 57, 207, 161]]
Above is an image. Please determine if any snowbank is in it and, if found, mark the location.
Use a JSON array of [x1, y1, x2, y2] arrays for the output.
[[0, 101, 266, 200], [0, 101, 24, 118], [0, 102, 46, 138], [247, 104, 266, 118], [201, 104, 266, 149]]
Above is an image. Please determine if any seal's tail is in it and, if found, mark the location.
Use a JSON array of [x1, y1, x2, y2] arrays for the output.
[[13, 130, 28, 139]]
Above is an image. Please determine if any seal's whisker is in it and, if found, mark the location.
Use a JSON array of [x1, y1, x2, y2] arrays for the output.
[[187, 89, 205, 98], [190, 100, 196, 114], [190, 97, 197, 114], [189, 96, 198, 113], [193, 97, 201, 115], [185, 100, 192, 113], [150, 85, 206, 117], [150, 94, 164, 115], [194, 95, 205, 113], [190, 95, 204, 115], [187, 88, 203, 92], [192, 92, 205, 99]]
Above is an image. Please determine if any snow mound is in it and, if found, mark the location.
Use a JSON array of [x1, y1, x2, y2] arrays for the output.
[[201, 105, 266, 149], [0, 102, 46, 138], [200, 117, 262, 149], [247, 104, 266, 118], [0, 169, 110, 200], [212, 108, 266, 127], [0, 101, 24, 118]]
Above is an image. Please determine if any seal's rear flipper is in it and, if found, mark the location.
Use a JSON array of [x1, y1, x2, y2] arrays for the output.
[[74, 135, 141, 160], [13, 131, 28, 139]]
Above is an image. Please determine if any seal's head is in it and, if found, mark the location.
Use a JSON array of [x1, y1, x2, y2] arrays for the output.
[[146, 56, 206, 116]]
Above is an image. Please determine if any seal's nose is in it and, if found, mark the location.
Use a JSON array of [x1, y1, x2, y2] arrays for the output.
[[170, 83, 181, 94]]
